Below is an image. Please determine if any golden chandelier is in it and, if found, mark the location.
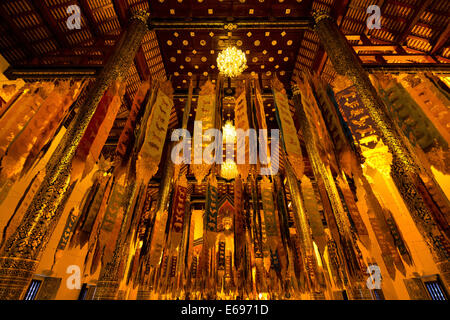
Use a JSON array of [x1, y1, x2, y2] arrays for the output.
[[221, 159, 238, 180], [217, 46, 248, 78]]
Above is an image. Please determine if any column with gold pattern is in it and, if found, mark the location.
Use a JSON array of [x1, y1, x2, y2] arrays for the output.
[[0, 10, 150, 299], [313, 11, 450, 284]]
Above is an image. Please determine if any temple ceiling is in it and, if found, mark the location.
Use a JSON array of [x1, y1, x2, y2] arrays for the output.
[[0, 0, 448, 189]]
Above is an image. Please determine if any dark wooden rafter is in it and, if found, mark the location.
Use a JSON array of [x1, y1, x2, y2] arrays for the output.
[[78, 0, 102, 38], [29, 0, 71, 49], [430, 23, 450, 55], [0, 3, 38, 60], [394, 0, 434, 44]]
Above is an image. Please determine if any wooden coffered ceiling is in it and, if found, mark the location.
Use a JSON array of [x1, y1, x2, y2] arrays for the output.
[[0, 0, 448, 194], [0, 0, 449, 128]]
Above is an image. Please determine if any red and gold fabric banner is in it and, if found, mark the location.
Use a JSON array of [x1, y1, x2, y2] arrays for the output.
[[72, 80, 126, 180], [168, 175, 188, 249], [192, 80, 216, 184], [115, 80, 151, 167], [136, 80, 173, 183], [272, 77, 303, 179]]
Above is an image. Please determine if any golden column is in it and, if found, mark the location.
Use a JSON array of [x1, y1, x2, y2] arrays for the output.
[[0, 11, 150, 299], [312, 11, 450, 278]]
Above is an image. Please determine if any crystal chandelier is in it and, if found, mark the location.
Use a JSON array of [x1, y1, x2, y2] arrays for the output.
[[222, 120, 236, 143], [221, 159, 238, 180], [217, 46, 248, 78]]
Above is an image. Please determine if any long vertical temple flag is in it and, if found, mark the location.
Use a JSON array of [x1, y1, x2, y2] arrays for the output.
[[234, 86, 251, 180], [72, 80, 126, 180], [192, 80, 216, 184], [115, 79, 151, 168], [272, 76, 303, 179], [136, 80, 174, 183]]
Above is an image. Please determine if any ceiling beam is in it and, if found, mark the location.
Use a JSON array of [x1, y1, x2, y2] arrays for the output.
[[4, 66, 100, 80], [0, 4, 37, 60], [430, 23, 450, 55], [395, 0, 433, 44], [78, 0, 102, 38], [29, 0, 70, 49], [364, 63, 450, 74], [148, 17, 314, 30]]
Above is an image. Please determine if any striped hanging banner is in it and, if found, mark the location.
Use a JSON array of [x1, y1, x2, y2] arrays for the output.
[[68, 167, 113, 249], [192, 80, 216, 184], [136, 80, 173, 183], [272, 76, 303, 179], [253, 78, 276, 175], [260, 176, 279, 272], [234, 86, 251, 180]]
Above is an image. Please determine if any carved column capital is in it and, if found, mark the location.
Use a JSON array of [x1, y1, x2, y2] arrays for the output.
[[130, 9, 150, 24], [312, 10, 333, 25]]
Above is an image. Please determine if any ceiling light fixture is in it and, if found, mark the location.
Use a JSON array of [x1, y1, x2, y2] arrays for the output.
[[217, 46, 248, 78]]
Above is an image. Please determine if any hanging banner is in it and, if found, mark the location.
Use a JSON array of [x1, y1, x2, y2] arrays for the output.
[[192, 80, 216, 184], [169, 175, 188, 249], [97, 178, 126, 264], [234, 86, 251, 180], [136, 80, 173, 183], [205, 177, 219, 234], [272, 77, 303, 179], [254, 78, 268, 131], [72, 81, 124, 179], [115, 80, 151, 167], [300, 175, 326, 253], [336, 176, 370, 245], [0, 82, 53, 159], [0, 81, 82, 181], [0, 171, 44, 249], [234, 176, 245, 269], [82, 173, 113, 234], [260, 177, 278, 238], [56, 208, 78, 251]]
